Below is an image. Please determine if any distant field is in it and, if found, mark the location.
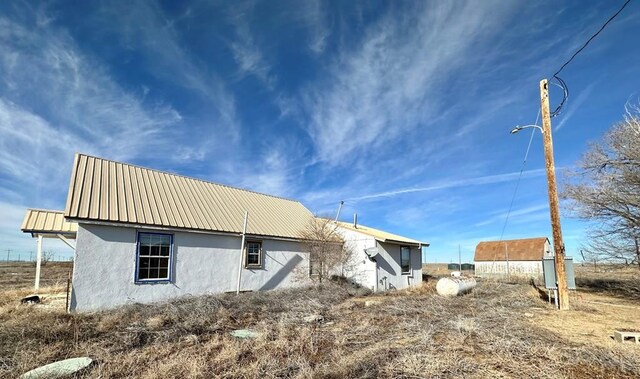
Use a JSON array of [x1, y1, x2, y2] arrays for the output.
[[0, 262, 639, 378], [0, 261, 73, 290]]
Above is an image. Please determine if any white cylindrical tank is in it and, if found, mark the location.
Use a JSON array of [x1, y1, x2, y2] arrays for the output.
[[436, 277, 477, 297]]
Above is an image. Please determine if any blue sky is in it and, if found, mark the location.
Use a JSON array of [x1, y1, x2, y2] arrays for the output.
[[1, 1, 639, 262]]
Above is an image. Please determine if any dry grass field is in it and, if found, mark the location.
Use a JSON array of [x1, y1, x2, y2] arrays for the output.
[[0, 261, 73, 290], [0, 262, 639, 378]]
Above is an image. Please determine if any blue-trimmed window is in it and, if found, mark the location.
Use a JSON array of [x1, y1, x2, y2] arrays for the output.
[[136, 232, 172, 282]]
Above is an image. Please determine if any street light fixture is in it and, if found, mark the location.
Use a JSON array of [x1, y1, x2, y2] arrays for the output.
[[510, 124, 544, 134]]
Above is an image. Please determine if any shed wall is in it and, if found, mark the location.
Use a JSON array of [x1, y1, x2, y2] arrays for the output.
[[376, 242, 422, 290], [335, 228, 422, 291], [71, 224, 310, 311], [474, 260, 544, 278]]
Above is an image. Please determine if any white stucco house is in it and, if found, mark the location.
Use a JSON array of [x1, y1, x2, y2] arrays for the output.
[[25, 154, 428, 311], [474, 237, 552, 278]]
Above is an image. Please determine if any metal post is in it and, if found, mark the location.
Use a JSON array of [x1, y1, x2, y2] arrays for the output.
[[540, 79, 569, 310], [236, 211, 249, 294], [35, 235, 43, 291], [65, 271, 71, 313]]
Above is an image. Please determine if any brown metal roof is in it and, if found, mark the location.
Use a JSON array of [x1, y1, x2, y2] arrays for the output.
[[474, 237, 550, 261], [21, 209, 78, 237], [64, 154, 314, 239], [335, 221, 428, 247]]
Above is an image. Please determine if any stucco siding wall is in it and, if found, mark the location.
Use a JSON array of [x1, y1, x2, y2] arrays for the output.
[[71, 224, 310, 311], [335, 227, 378, 291], [377, 242, 422, 290], [474, 260, 543, 278]]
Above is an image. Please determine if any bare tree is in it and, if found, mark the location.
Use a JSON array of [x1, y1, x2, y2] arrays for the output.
[[563, 106, 640, 268], [298, 217, 357, 283]]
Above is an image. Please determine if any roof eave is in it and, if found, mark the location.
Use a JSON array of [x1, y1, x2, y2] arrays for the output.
[[67, 218, 306, 242]]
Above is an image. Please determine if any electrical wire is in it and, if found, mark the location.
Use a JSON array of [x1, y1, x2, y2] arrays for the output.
[[499, 109, 540, 241], [491, 110, 541, 271], [552, 0, 632, 79], [550, 0, 632, 117]]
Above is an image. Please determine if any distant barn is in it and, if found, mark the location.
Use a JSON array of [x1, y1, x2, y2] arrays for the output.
[[474, 237, 552, 278]]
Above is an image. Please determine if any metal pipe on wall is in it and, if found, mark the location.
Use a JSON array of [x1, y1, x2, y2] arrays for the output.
[[236, 212, 249, 294]]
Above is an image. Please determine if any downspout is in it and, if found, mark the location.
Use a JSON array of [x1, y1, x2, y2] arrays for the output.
[[236, 211, 248, 294]]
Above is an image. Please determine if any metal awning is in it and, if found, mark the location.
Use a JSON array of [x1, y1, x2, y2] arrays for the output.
[[21, 209, 78, 291], [21, 208, 77, 239]]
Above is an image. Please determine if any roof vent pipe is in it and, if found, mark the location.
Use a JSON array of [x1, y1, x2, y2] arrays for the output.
[[353, 213, 357, 228]]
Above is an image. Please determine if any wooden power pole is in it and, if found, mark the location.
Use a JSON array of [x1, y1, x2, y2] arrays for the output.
[[540, 79, 569, 310]]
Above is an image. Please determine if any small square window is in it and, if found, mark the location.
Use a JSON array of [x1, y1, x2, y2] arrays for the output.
[[245, 241, 263, 268]]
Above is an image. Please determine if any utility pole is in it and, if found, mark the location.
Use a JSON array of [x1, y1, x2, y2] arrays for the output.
[[540, 78, 569, 310]]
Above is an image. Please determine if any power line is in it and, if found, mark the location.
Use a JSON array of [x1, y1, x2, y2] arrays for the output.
[[499, 110, 540, 241], [550, 0, 633, 117], [552, 0, 632, 78]]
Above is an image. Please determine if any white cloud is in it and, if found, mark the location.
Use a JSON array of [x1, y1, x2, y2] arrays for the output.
[[474, 203, 549, 227], [229, 15, 275, 88], [303, 1, 518, 166], [344, 169, 547, 203], [303, 0, 330, 54], [0, 7, 183, 244], [554, 80, 598, 131], [94, 1, 240, 141]]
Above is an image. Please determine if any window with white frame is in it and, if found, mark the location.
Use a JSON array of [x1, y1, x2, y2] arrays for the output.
[[137, 233, 172, 282], [245, 241, 263, 268], [400, 246, 411, 275]]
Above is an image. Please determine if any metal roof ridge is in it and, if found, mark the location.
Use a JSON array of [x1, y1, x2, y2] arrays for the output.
[[73, 153, 307, 207], [25, 208, 66, 214]]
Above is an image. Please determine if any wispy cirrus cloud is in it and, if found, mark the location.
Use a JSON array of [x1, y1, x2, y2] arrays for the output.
[[554, 80, 598, 131], [302, 1, 518, 166], [93, 0, 240, 143], [344, 169, 547, 203], [474, 203, 549, 227], [0, 5, 182, 250]]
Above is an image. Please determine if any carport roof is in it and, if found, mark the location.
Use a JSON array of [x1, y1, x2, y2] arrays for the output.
[[21, 209, 78, 238]]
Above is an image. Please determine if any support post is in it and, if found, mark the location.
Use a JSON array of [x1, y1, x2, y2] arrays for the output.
[[35, 235, 43, 291], [57, 234, 76, 250], [236, 212, 249, 294], [540, 79, 569, 310]]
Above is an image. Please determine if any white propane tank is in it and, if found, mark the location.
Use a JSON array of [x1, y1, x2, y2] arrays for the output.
[[450, 271, 462, 277], [436, 277, 477, 297]]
